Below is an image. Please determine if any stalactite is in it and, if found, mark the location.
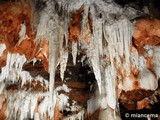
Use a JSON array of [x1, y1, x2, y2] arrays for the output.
[[72, 42, 78, 65], [0, 83, 5, 94], [38, 96, 49, 119], [30, 95, 38, 119], [105, 66, 116, 109], [48, 13, 58, 120], [0, 44, 6, 57], [0, 53, 27, 83], [18, 23, 26, 44], [60, 49, 68, 81], [55, 84, 71, 93], [34, 113, 40, 120], [153, 46, 160, 78], [57, 94, 69, 112]]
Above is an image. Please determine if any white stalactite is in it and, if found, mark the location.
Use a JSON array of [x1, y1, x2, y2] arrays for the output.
[[153, 46, 160, 78], [105, 66, 116, 109], [57, 94, 69, 111], [0, 44, 6, 56], [34, 113, 40, 120], [72, 42, 78, 65], [60, 49, 68, 81], [30, 95, 38, 119], [18, 23, 26, 44], [0, 95, 4, 110], [0, 53, 28, 84]]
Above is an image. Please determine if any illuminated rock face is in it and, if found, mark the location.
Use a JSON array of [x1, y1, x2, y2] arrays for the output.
[[0, 0, 160, 120]]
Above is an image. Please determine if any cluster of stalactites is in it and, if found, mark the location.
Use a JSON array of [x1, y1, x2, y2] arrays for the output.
[[0, 0, 159, 119], [34, 0, 159, 117]]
